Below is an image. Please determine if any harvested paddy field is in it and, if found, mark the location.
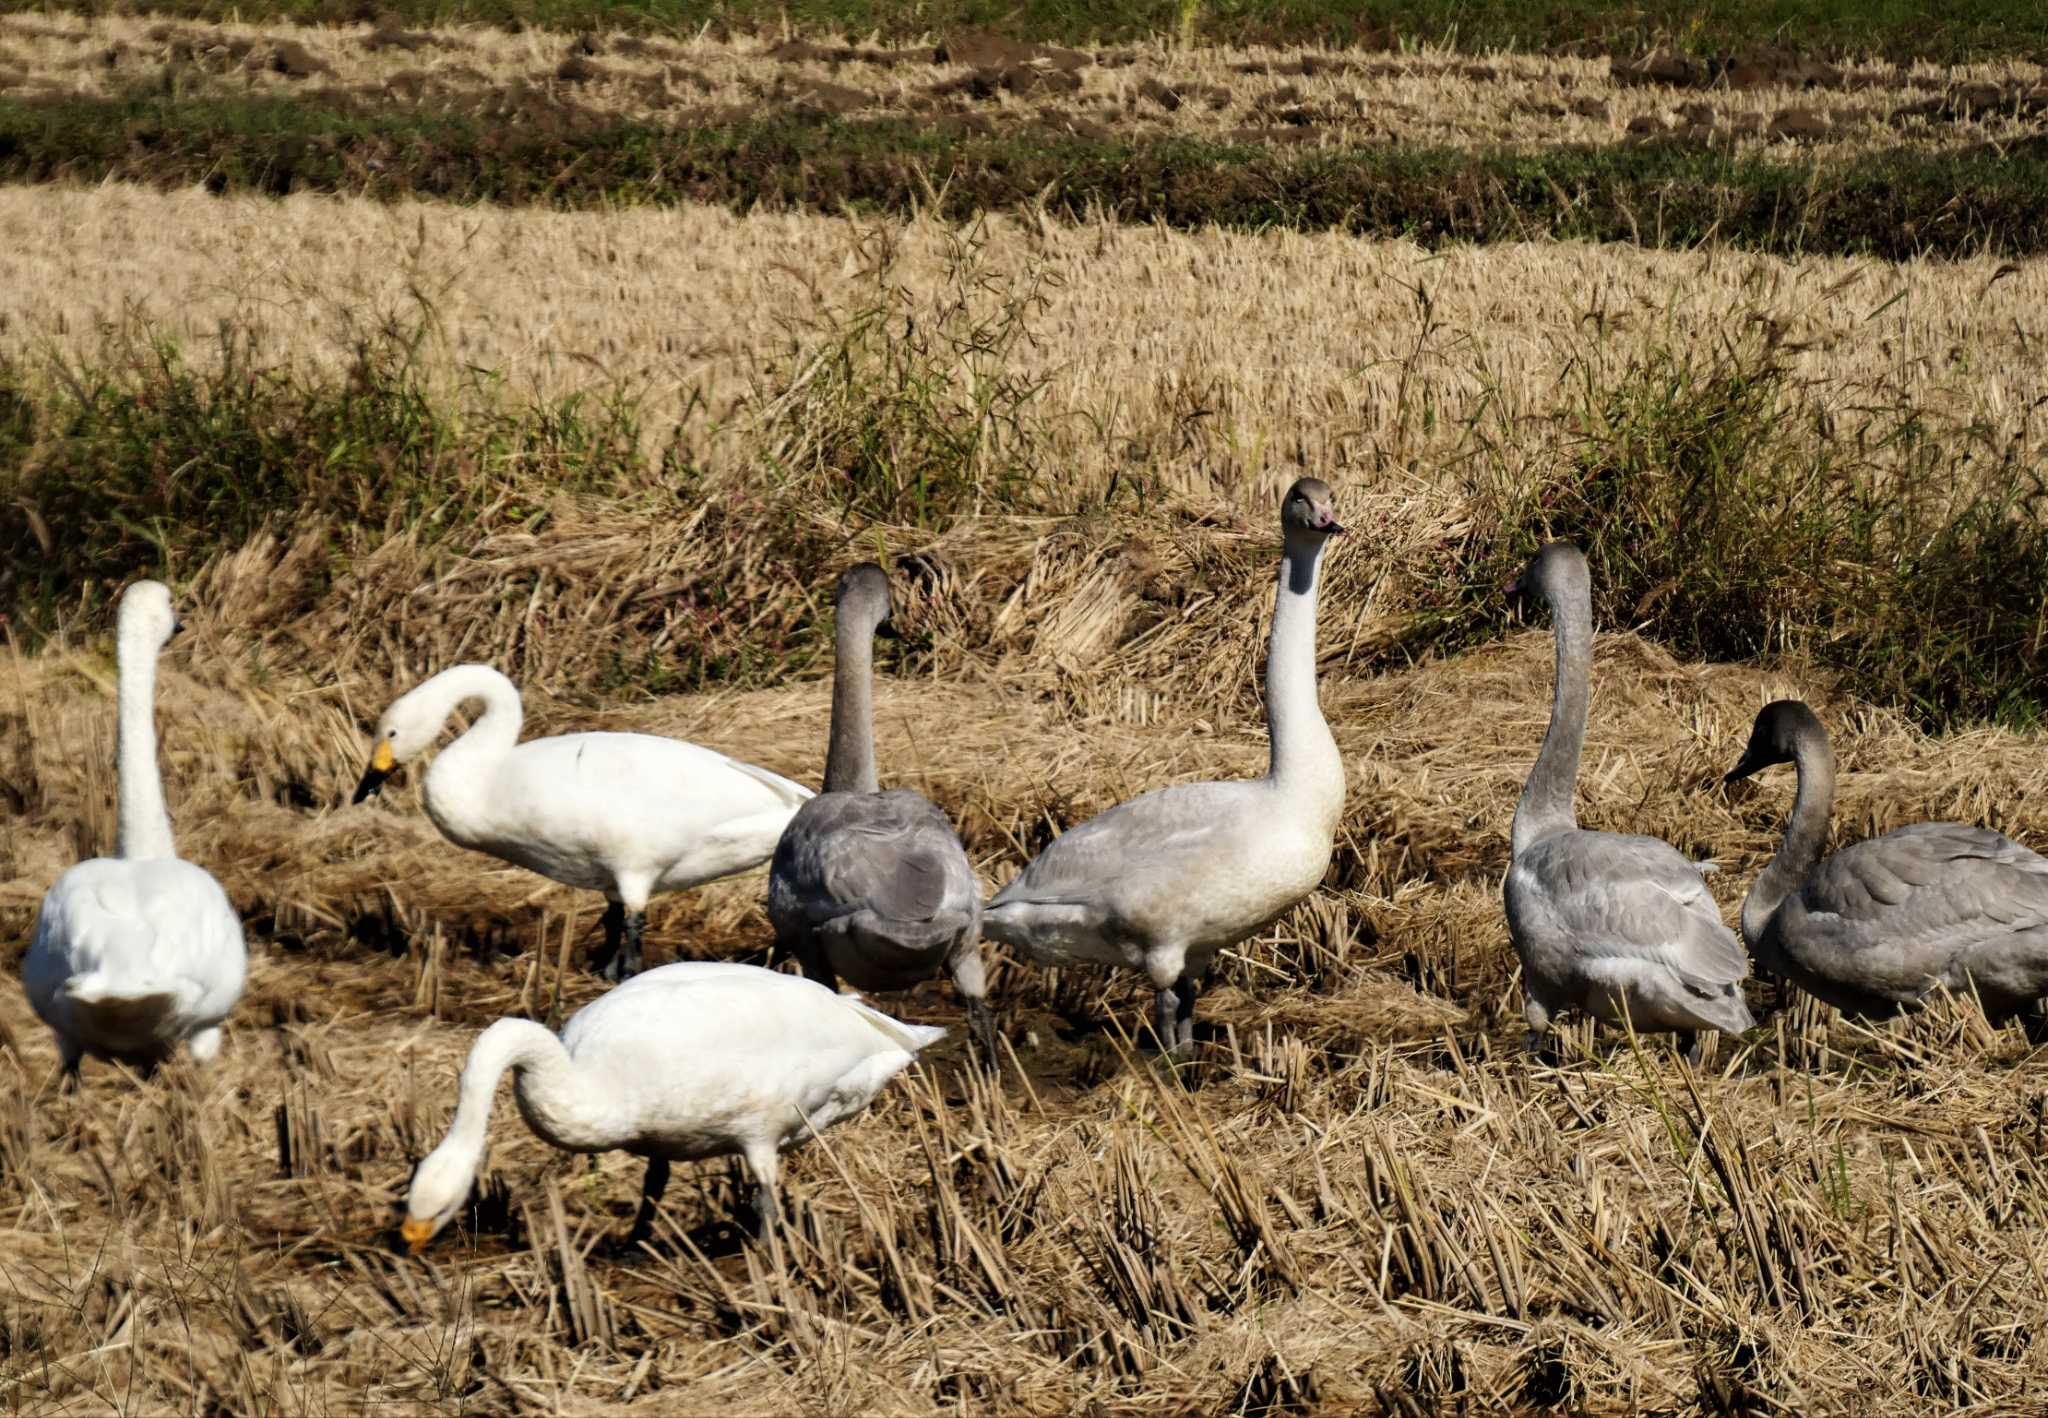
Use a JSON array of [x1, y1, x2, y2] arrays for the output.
[[2, 11, 2047, 255], [3, 13, 2045, 157], [4, 1, 2048, 1413]]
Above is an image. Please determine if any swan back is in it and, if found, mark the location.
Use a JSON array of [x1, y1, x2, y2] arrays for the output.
[[26, 858, 247, 1064]]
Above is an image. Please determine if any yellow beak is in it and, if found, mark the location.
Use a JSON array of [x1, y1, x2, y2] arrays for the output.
[[400, 1217, 437, 1254], [353, 739, 397, 804]]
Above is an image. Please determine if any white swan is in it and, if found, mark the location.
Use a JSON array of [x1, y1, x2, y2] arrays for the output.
[[1727, 699, 2048, 1037], [982, 478, 1347, 1055], [352, 664, 812, 980], [768, 564, 992, 1059], [1503, 543, 1754, 1062], [399, 961, 943, 1249], [22, 581, 247, 1076]]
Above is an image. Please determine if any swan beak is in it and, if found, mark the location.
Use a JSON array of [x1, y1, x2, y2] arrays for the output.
[[1321, 518, 1347, 535], [1723, 752, 1766, 785], [399, 1217, 436, 1255], [353, 740, 397, 804]]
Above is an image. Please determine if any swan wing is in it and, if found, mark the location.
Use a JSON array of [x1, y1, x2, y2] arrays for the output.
[[990, 782, 1245, 908], [26, 858, 247, 1026], [772, 791, 972, 928], [1520, 831, 1749, 989], [1789, 825, 2048, 1001], [559, 963, 940, 1137]]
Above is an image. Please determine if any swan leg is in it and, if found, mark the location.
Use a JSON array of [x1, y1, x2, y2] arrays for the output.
[[188, 1026, 223, 1066], [795, 943, 839, 993], [1676, 1030, 1702, 1067], [57, 1037, 84, 1091], [742, 1141, 782, 1244], [2020, 999, 2048, 1048], [627, 1156, 671, 1246], [1174, 970, 1200, 1053], [1522, 996, 1553, 1056], [591, 900, 627, 978], [599, 911, 647, 984]]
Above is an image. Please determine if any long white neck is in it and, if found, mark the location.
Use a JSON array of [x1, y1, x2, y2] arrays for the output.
[[1742, 732, 1836, 949], [824, 615, 879, 795], [1266, 530, 1343, 823], [1511, 576, 1593, 859], [423, 1017, 621, 1197], [414, 665, 526, 838], [115, 614, 175, 861]]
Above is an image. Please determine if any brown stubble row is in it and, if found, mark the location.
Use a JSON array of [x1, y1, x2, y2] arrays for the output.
[[0, 183, 2041, 504], [2, 12, 2045, 156], [1, 197, 2047, 1407]]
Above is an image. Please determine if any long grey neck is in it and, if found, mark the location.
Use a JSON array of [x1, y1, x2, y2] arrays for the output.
[[1266, 530, 1341, 812], [824, 614, 879, 795], [1742, 731, 1836, 948], [1511, 582, 1592, 858], [115, 625, 176, 860]]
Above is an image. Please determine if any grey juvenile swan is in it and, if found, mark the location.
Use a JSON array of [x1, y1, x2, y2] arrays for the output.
[[1503, 542, 1754, 1061], [767, 564, 993, 1061], [1725, 699, 2048, 1039], [982, 477, 1347, 1055]]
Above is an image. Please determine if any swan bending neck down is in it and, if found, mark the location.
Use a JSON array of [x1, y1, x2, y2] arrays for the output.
[[352, 664, 812, 981], [400, 962, 943, 1249], [767, 565, 993, 1060], [1726, 700, 2048, 1037], [1502, 543, 1753, 1063], [23, 581, 248, 1075], [981, 478, 1347, 1056]]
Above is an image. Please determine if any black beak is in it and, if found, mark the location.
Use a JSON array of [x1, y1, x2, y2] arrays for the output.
[[874, 617, 901, 641], [1723, 750, 1769, 785], [170, 617, 186, 638], [1321, 518, 1347, 536], [353, 764, 393, 804]]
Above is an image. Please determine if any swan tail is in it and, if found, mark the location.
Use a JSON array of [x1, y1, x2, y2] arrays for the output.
[[63, 975, 180, 1031], [840, 996, 947, 1055], [1696, 987, 1757, 1037]]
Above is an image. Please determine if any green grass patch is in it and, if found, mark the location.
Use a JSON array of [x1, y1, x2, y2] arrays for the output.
[[4, 0, 2041, 63], [5, 95, 2048, 260], [1416, 336, 2048, 731], [0, 326, 645, 637]]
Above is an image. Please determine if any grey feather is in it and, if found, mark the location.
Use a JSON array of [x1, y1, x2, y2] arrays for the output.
[[769, 789, 982, 993], [1765, 823, 2048, 1020]]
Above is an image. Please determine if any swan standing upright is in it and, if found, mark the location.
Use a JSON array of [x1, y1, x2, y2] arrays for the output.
[[400, 961, 944, 1248], [352, 665, 812, 981], [1503, 543, 1753, 1062], [767, 565, 992, 1059], [23, 581, 247, 1075], [982, 478, 1347, 1055], [1726, 699, 2048, 1038]]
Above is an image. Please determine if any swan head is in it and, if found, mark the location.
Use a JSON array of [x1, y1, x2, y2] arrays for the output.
[[1280, 478, 1345, 539], [836, 562, 896, 639], [400, 1139, 479, 1253], [1725, 699, 1827, 783], [353, 681, 450, 803], [117, 580, 182, 651], [1504, 541, 1589, 611]]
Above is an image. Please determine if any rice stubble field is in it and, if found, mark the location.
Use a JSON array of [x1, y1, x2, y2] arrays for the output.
[[3, 4, 2048, 1415]]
